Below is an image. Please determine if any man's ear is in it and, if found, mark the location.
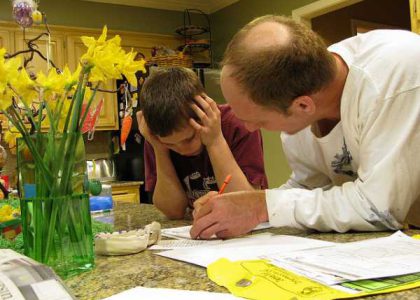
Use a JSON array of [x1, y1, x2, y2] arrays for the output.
[[290, 95, 316, 116]]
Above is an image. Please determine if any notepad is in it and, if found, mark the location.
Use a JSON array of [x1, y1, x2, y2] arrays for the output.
[[150, 239, 224, 250], [161, 222, 272, 240]]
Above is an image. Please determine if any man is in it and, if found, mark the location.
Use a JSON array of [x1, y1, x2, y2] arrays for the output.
[[137, 67, 268, 219], [191, 15, 420, 239]]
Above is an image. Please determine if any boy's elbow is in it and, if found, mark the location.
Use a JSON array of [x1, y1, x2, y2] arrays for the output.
[[154, 200, 185, 220]]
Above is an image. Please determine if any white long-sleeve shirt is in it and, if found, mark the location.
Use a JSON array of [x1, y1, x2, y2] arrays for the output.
[[266, 30, 420, 232]]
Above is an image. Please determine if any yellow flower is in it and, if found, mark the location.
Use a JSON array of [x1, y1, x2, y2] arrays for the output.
[[80, 26, 146, 84], [0, 49, 21, 110], [3, 128, 21, 154], [0, 204, 14, 222], [117, 50, 146, 86], [10, 68, 38, 106], [0, 89, 14, 111], [36, 68, 67, 96], [63, 65, 80, 91]]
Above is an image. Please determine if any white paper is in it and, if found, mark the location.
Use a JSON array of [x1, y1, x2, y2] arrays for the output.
[[104, 286, 244, 299], [161, 222, 272, 240], [156, 234, 334, 267], [268, 231, 420, 285], [150, 239, 224, 250], [151, 233, 273, 250], [31, 279, 74, 300]]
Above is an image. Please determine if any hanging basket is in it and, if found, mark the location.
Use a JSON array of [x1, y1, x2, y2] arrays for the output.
[[147, 47, 193, 68]]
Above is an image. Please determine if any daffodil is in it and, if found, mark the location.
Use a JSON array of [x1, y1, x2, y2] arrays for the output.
[[117, 50, 146, 86], [10, 68, 37, 106], [3, 129, 21, 154], [0, 49, 21, 110], [80, 26, 145, 84]]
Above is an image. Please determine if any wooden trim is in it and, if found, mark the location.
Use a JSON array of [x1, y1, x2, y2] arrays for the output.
[[410, 0, 420, 33], [292, 0, 364, 27], [0, 20, 181, 41], [80, 0, 238, 14]]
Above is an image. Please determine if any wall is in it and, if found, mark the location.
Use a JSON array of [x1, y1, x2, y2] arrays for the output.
[[0, 0, 186, 35], [209, 0, 316, 188], [210, 0, 315, 64], [312, 0, 410, 45]]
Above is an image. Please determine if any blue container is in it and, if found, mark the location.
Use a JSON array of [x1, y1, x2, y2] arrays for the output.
[[89, 196, 113, 212]]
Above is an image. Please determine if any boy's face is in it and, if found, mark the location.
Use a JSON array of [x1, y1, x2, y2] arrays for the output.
[[157, 124, 203, 156]]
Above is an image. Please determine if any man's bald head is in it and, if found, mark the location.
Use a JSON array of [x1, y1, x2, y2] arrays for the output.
[[242, 21, 291, 52], [221, 15, 336, 112]]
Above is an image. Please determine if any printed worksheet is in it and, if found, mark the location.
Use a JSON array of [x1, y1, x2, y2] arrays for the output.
[[156, 234, 334, 267], [161, 222, 272, 239], [267, 231, 420, 285]]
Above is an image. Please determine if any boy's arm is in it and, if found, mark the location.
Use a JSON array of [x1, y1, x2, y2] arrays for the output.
[[190, 95, 254, 193], [152, 148, 189, 219], [137, 112, 188, 219]]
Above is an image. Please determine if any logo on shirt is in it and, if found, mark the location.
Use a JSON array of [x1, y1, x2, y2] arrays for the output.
[[331, 139, 356, 177], [183, 173, 218, 207]]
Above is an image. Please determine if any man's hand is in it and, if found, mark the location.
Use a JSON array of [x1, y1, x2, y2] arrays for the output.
[[136, 111, 167, 152], [192, 191, 218, 219], [190, 190, 269, 239], [189, 94, 224, 147]]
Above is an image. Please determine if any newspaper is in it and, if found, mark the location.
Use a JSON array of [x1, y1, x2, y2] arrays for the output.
[[0, 249, 75, 300]]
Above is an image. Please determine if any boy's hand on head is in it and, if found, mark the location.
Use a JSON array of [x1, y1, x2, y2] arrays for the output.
[[136, 111, 167, 152], [189, 94, 224, 147]]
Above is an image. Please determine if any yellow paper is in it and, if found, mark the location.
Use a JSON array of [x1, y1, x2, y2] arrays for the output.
[[207, 258, 420, 300], [207, 259, 349, 300]]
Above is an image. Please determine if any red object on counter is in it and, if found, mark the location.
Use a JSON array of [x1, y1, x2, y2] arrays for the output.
[[0, 175, 9, 191]]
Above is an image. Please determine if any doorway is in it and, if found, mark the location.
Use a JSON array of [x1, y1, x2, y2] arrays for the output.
[[293, 0, 411, 45]]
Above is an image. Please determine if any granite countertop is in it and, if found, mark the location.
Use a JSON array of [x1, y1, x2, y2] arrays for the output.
[[64, 203, 420, 300]]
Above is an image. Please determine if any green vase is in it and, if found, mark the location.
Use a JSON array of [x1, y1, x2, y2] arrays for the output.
[[17, 133, 94, 278]]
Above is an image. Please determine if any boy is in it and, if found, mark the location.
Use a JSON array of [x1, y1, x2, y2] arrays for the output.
[[137, 67, 267, 219]]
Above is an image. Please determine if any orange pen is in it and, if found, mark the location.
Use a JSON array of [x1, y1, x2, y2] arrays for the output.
[[218, 174, 232, 194]]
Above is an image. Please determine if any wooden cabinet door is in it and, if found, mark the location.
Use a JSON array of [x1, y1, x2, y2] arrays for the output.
[[111, 184, 141, 203], [15, 29, 65, 77], [66, 35, 118, 131], [410, 0, 420, 33], [0, 29, 13, 52], [15, 30, 66, 131]]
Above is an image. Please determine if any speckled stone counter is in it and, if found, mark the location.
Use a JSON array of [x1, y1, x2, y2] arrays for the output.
[[64, 203, 420, 300]]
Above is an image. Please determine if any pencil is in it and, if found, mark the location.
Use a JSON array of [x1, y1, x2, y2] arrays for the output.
[[218, 174, 232, 194]]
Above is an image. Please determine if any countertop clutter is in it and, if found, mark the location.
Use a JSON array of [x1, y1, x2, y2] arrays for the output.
[[64, 203, 420, 300]]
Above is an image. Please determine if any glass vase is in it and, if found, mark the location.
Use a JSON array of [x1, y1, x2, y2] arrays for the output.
[[17, 133, 94, 278]]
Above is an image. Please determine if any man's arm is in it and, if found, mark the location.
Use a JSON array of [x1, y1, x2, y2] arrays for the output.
[[137, 111, 188, 219], [267, 88, 420, 232], [190, 95, 257, 192]]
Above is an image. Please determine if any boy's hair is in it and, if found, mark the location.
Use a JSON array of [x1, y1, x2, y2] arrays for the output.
[[221, 15, 336, 112], [141, 67, 204, 137]]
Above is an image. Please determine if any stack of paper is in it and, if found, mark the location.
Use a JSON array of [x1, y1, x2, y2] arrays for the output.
[[266, 231, 420, 286], [155, 234, 334, 267]]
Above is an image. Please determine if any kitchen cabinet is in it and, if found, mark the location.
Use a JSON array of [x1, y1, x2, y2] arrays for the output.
[[14, 29, 66, 77], [0, 22, 181, 131], [111, 181, 143, 203], [411, 0, 420, 33], [0, 28, 13, 50]]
